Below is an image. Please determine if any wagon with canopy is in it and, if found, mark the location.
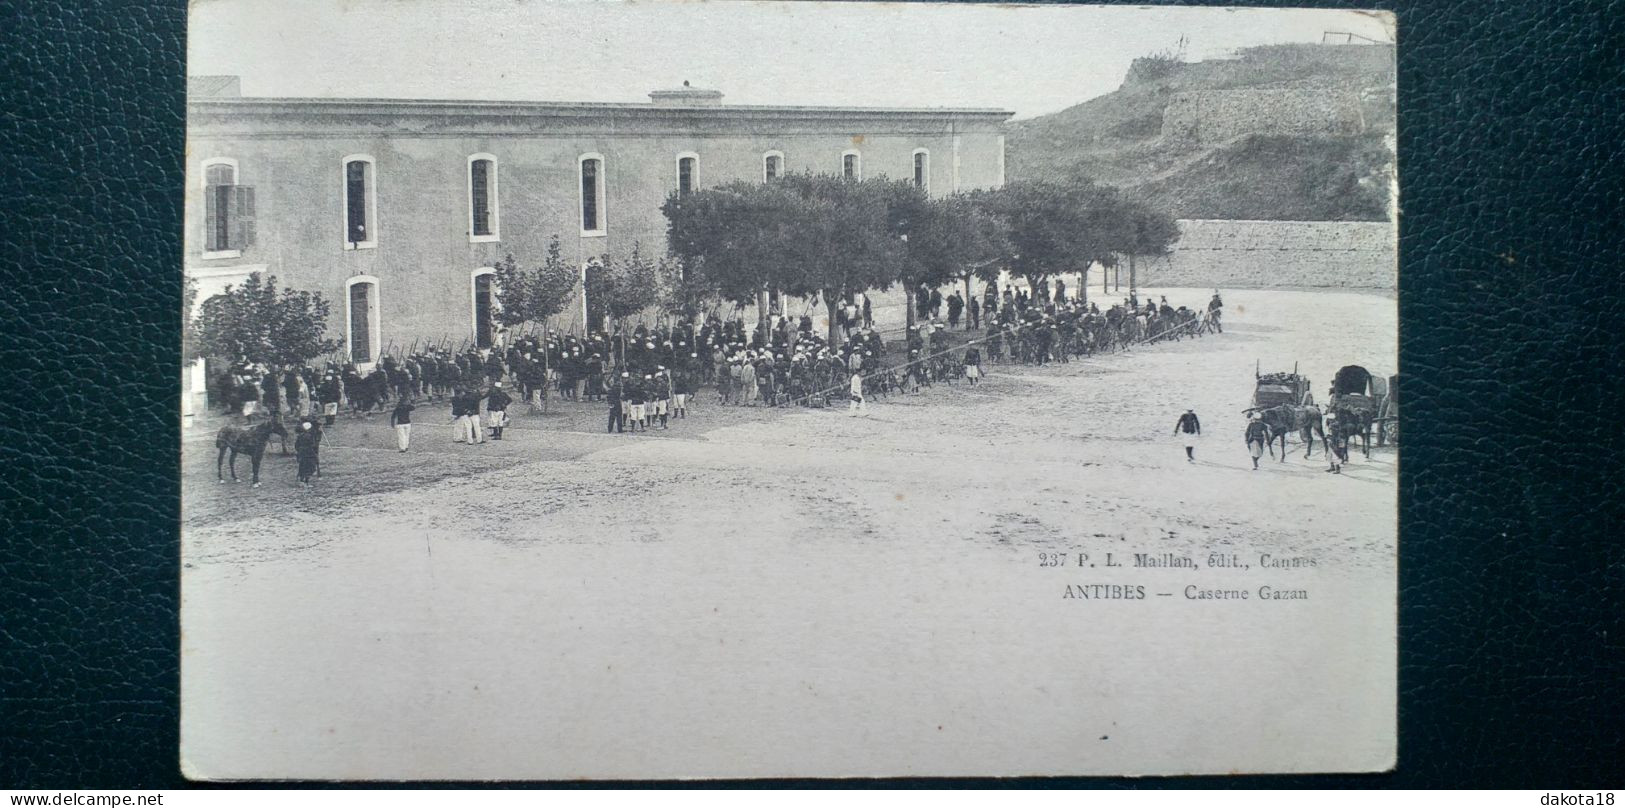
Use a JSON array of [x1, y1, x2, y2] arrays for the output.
[[1327, 365, 1398, 454]]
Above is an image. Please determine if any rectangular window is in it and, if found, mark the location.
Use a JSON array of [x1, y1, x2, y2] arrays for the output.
[[581, 158, 600, 232], [345, 161, 369, 244], [470, 159, 493, 236], [204, 163, 235, 254], [843, 154, 857, 179], [678, 156, 696, 196], [765, 155, 780, 180], [914, 152, 927, 189], [349, 283, 372, 363]]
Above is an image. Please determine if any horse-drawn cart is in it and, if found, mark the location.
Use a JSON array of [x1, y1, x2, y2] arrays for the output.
[[1253, 361, 1314, 409], [1327, 365, 1398, 453]]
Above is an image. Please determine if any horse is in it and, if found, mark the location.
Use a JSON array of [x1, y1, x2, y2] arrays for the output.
[[215, 418, 289, 487], [1249, 404, 1326, 461]]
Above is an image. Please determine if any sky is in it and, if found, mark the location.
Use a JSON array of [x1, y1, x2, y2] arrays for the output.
[[188, 0, 1394, 120]]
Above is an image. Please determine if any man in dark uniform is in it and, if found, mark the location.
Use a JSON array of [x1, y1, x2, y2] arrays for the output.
[[1175, 409, 1202, 462], [606, 372, 625, 434], [317, 373, 343, 426], [486, 381, 512, 440]]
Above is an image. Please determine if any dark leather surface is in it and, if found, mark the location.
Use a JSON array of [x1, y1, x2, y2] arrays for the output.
[[1, 0, 1620, 788]]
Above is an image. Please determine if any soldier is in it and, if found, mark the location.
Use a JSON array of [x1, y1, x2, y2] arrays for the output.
[[390, 397, 415, 452], [968, 295, 981, 331], [740, 357, 757, 407], [486, 381, 512, 440], [848, 369, 866, 417], [1208, 290, 1224, 333], [1244, 412, 1273, 470], [317, 372, 343, 426], [964, 344, 983, 386], [606, 372, 626, 433], [294, 421, 320, 487], [651, 367, 672, 429], [450, 387, 470, 444], [628, 374, 650, 432], [1326, 412, 1349, 474], [947, 292, 963, 328], [1174, 408, 1202, 463], [673, 359, 693, 419]]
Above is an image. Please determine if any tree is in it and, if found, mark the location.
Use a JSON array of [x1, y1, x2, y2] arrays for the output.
[[932, 191, 1012, 314], [1121, 199, 1181, 301], [990, 181, 1098, 289], [663, 182, 797, 331], [586, 243, 662, 339], [492, 237, 579, 336], [775, 174, 899, 346], [188, 272, 339, 367], [985, 180, 1177, 304], [877, 181, 954, 330]]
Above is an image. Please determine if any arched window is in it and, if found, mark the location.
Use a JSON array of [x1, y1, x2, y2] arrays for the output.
[[676, 152, 698, 196], [841, 149, 861, 180], [468, 154, 499, 242], [471, 267, 498, 348], [341, 154, 378, 249], [762, 150, 784, 181], [344, 275, 382, 366], [579, 153, 606, 236], [912, 148, 930, 192]]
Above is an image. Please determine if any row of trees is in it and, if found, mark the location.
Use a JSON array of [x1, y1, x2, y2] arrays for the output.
[[184, 175, 1180, 368], [662, 174, 1179, 344]]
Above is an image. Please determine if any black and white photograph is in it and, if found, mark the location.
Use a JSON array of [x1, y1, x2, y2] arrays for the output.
[[180, 0, 1398, 780]]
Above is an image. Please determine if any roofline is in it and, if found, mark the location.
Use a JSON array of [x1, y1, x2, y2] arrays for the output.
[[187, 96, 1016, 120]]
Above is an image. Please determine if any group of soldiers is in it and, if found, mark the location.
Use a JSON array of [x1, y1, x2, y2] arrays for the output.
[[211, 286, 1224, 451]]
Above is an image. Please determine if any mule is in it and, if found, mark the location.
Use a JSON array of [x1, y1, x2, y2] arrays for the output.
[[215, 418, 289, 487], [1328, 405, 1374, 459]]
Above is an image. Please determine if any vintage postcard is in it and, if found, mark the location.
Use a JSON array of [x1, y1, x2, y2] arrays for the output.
[[181, 0, 1398, 779]]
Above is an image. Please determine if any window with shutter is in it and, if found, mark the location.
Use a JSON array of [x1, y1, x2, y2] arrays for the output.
[[228, 186, 256, 250], [202, 160, 237, 256], [913, 150, 928, 190], [345, 161, 368, 244], [473, 273, 494, 348], [843, 152, 860, 180], [580, 158, 601, 233], [764, 153, 781, 181], [470, 159, 492, 237], [678, 155, 696, 196], [205, 187, 222, 253], [349, 283, 372, 363]]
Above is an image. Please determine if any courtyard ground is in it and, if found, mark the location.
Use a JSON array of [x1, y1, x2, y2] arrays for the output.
[[181, 287, 1397, 779]]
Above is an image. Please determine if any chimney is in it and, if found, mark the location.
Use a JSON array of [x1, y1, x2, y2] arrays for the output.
[[649, 80, 723, 106]]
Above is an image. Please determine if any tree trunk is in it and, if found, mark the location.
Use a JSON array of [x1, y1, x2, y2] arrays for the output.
[[825, 292, 841, 348], [757, 286, 770, 336], [1128, 254, 1137, 303], [904, 278, 916, 332]]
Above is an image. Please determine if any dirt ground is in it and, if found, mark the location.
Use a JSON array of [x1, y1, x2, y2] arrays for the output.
[[181, 287, 1397, 779]]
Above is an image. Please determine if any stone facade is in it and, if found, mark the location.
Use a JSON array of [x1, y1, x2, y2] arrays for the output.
[[184, 86, 1010, 363], [1139, 219, 1396, 290]]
